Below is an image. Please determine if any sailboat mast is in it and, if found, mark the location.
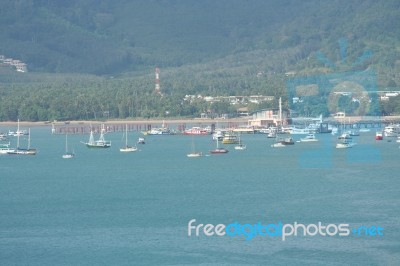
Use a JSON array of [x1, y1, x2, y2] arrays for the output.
[[65, 134, 68, 153], [125, 124, 128, 146], [28, 128, 31, 149], [16, 119, 20, 149]]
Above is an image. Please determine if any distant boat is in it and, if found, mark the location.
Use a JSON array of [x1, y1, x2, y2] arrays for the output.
[[300, 134, 319, 142], [120, 124, 138, 152], [187, 136, 202, 157], [81, 124, 111, 148], [271, 136, 286, 148], [0, 142, 15, 154], [7, 119, 29, 137], [143, 121, 171, 135], [145, 127, 171, 135], [347, 130, 359, 136], [383, 124, 400, 137], [336, 139, 356, 149], [8, 128, 37, 155], [137, 137, 145, 144], [267, 131, 276, 138], [62, 134, 75, 159], [271, 136, 294, 147], [338, 133, 352, 140], [212, 130, 224, 141], [375, 131, 383, 141], [210, 138, 228, 154], [221, 132, 239, 144], [279, 137, 295, 145], [183, 126, 210, 135], [234, 133, 246, 150], [0, 132, 8, 141], [271, 142, 286, 148]]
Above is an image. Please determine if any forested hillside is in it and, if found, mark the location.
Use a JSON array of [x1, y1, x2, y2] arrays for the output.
[[0, 0, 399, 121]]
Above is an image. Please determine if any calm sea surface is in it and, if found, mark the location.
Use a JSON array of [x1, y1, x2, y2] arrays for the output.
[[0, 126, 399, 265]]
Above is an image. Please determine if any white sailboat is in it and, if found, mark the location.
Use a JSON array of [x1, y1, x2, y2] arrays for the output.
[[187, 136, 202, 157], [120, 124, 138, 152], [234, 133, 246, 150], [62, 134, 75, 159], [8, 126, 36, 155]]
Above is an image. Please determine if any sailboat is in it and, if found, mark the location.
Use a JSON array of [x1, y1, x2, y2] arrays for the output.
[[187, 137, 202, 157], [209, 137, 229, 154], [62, 134, 75, 159], [81, 124, 111, 148], [120, 124, 138, 152], [234, 133, 246, 150], [8, 128, 37, 155]]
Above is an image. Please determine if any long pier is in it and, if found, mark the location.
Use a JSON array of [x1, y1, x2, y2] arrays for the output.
[[51, 121, 247, 135]]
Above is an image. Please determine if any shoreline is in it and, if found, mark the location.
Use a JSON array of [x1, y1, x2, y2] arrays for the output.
[[0, 118, 251, 127]]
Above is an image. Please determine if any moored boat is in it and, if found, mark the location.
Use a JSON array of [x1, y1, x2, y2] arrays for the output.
[[145, 127, 171, 135], [336, 139, 356, 149], [383, 124, 400, 137], [300, 134, 319, 142], [62, 134, 75, 159], [280, 137, 295, 145], [210, 138, 228, 154], [187, 152, 203, 157], [7, 128, 36, 155], [81, 124, 111, 148], [212, 130, 224, 141], [183, 126, 210, 135], [120, 124, 137, 152], [0, 142, 15, 154], [221, 132, 239, 144], [375, 131, 383, 140]]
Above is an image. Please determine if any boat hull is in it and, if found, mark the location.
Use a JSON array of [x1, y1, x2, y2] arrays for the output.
[[209, 148, 229, 154], [120, 146, 138, 152], [187, 152, 203, 157]]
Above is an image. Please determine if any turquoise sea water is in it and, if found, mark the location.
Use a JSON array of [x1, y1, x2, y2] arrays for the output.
[[1, 126, 399, 265]]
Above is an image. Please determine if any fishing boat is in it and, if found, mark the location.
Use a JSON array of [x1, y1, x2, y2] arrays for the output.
[[62, 134, 75, 159], [81, 124, 111, 148], [221, 132, 239, 144], [120, 125, 137, 152], [8, 128, 37, 155], [210, 138, 229, 154]]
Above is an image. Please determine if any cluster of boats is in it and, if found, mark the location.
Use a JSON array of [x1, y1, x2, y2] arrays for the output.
[[0, 120, 36, 155], [3, 121, 400, 159]]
